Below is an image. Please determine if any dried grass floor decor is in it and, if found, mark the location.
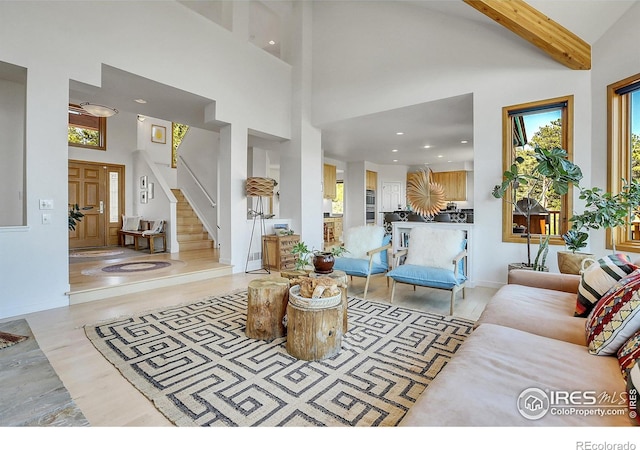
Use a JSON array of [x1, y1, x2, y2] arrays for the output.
[[84, 291, 474, 427]]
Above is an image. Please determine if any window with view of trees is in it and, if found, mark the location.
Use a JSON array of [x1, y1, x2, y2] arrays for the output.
[[68, 104, 106, 150], [171, 122, 190, 168], [608, 74, 640, 252], [502, 96, 574, 245]]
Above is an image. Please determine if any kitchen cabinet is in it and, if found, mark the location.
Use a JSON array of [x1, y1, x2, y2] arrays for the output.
[[407, 170, 466, 201], [323, 164, 337, 199], [431, 170, 467, 201], [366, 170, 377, 191], [262, 234, 300, 271]]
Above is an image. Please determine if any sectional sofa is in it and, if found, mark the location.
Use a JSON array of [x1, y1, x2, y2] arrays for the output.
[[400, 269, 635, 426]]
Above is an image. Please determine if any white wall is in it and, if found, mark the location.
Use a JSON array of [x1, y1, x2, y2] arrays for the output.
[[311, 1, 592, 287], [137, 118, 176, 188], [0, 1, 291, 319], [177, 126, 220, 244]]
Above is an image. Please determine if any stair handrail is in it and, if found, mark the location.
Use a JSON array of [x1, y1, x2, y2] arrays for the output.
[[179, 155, 216, 207]]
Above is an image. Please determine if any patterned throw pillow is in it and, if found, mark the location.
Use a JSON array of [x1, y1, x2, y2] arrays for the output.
[[575, 254, 637, 317], [618, 329, 640, 380], [585, 269, 640, 355]]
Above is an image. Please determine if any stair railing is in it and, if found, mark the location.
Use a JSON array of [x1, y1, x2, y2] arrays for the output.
[[179, 155, 216, 208]]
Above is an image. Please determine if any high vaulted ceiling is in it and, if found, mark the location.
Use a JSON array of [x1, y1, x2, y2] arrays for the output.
[[68, 1, 638, 169]]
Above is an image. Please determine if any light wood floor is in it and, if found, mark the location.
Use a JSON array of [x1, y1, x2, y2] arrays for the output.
[[6, 248, 497, 427]]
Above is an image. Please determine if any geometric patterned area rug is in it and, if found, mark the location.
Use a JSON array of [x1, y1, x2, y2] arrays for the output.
[[85, 291, 474, 427]]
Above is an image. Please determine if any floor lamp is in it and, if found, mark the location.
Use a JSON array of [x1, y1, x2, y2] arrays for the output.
[[245, 177, 273, 274]]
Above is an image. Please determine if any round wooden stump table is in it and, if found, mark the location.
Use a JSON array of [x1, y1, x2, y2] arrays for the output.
[[246, 276, 289, 341], [286, 297, 343, 361], [309, 270, 348, 333]]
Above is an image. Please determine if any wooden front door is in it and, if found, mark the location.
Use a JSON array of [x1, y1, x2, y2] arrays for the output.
[[69, 160, 125, 248]]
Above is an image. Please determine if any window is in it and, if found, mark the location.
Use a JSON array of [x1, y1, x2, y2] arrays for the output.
[[501, 96, 574, 245], [608, 74, 640, 252], [68, 104, 106, 150], [171, 122, 190, 168]]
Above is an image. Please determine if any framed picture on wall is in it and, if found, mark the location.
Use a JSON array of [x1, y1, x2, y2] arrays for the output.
[[151, 124, 166, 144], [140, 190, 148, 204], [140, 175, 148, 189]]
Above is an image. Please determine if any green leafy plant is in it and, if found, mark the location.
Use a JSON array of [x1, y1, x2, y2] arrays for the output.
[[570, 179, 640, 252], [561, 227, 589, 253], [291, 241, 347, 270], [68, 204, 93, 231], [492, 147, 583, 267], [533, 235, 550, 271]]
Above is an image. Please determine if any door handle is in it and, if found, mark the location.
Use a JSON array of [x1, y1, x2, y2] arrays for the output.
[[99, 201, 104, 214]]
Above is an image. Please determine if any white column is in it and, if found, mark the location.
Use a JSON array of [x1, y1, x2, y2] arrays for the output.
[[280, 1, 323, 251], [218, 123, 248, 269]]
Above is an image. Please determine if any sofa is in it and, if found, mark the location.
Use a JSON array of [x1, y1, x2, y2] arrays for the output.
[[400, 269, 635, 426]]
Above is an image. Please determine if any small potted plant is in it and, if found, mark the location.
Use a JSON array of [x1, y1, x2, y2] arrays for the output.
[[557, 227, 593, 274], [292, 242, 347, 274]]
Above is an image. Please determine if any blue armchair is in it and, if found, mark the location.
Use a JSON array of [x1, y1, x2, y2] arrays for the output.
[[333, 225, 392, 300], [386, 226, 467, 315]]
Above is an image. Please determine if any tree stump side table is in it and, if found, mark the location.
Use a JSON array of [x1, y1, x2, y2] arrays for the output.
[[286, 300, 343, 361], [246, 276, 290, 341], [309, 270, 348, 333]]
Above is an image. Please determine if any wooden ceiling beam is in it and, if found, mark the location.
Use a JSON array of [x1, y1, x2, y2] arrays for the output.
[[463, 0, 591, 70]]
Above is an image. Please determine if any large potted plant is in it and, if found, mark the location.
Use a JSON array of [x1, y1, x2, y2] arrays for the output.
[[570, 179, 640, 253], [492, 146, 583, 270]]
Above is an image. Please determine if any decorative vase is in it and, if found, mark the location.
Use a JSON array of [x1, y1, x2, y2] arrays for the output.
[[313, 252, 335, 274], [557, 251, 595, 275]]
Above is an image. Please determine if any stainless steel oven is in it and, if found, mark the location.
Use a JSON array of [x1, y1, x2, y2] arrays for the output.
[[366, 208, 375, 223], [366, 190, 375, 206]]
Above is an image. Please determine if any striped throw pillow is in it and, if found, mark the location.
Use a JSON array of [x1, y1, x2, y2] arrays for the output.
[[575, 254, 637, 317], [585, 269, 640, 355]]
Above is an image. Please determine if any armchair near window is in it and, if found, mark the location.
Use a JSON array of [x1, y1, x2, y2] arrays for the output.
[[386, 226, 467, 315], [333, 225, 392, 300]]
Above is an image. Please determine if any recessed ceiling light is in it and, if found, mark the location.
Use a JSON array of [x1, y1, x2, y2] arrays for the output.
[[437, 155, 443, 158], [447, 160, 453, 163], [423, 145, 431, 149], [396, 132, 404, 135], [392, 159, 398, 162], [461, 140, 468, 144], [134, 99, 147, 104], [392, 149, 398, 152], [269, 40, 276, 45]]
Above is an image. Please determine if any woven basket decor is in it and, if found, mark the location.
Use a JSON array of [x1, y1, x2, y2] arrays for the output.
[[407, 169, 447, 216], [289, 285, 341, 309], [246, 177, 274, 197]]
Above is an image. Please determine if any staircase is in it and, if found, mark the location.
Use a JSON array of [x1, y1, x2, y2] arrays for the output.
[[172, 189, 214, 251]]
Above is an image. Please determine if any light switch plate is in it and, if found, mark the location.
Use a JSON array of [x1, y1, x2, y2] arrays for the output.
[[39, 199, 54, 210], [42, 213, 52, 224]]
